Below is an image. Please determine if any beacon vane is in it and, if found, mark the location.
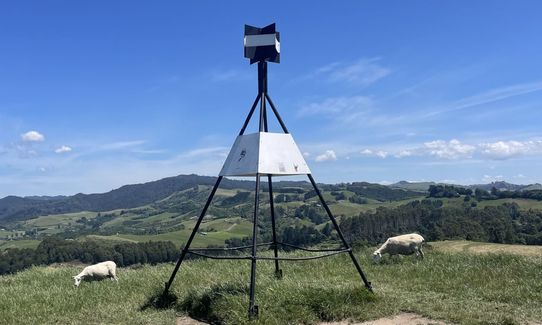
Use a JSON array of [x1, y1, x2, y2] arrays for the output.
[[244, 23, 280, 64]]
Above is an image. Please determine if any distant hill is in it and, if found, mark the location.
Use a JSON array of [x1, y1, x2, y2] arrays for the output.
[[2, 175, 540, 223], [392, 180, 542, 193], [389, 181, 439, 192], [346, 182, 421, 201], [0, 175, 255, 222], [0, 175, 421, 223], [522, 183, 542, 191], [469, 181, 542, 192]]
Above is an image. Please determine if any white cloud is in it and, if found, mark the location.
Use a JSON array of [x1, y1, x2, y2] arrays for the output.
[[298, 96, 372, 117], [21, 131, 44, 142], [131, 149, 166, 154], [55, 145, 72, 154], [360, 148, 388, 159], [453, 81, 542, 110], [425, 81, 542, 117], [315, 150, 337, 162], [100, 140, 146, 150], [329, 58, 391, 85], [309, 58, 391, 86], [423, 139, 475, 159], [395, 150, 413, 158], [180, 146, 229, 159], [479, 140, 542, 160], [358, 138, 542, 162]]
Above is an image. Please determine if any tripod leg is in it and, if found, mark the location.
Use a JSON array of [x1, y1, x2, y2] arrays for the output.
[[307, 174, 373, 291], [265, 93, 289, 134], [239, 94, 261, 136], [248, 174, 261, 319], [163, 176, 224, 295], [267, 174, 282, 278]]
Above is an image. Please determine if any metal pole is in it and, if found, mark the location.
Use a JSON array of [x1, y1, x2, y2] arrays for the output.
[[267, 174, 282, 278], [307, 174, 373, 291], [258, 61, 267, 132], [239, 94, 261, 136], [163, 176, 224, 294], [262, 94, 268, 131], [248, 174, 261, 318], [265, 93, 289, 134]]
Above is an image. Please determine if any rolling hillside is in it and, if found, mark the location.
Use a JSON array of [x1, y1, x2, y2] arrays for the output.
[[0, 175, 425, 223], [2, 175, 542, 254]]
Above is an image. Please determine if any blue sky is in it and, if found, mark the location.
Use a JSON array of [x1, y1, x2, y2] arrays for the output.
[[1, 1, 542, 197]]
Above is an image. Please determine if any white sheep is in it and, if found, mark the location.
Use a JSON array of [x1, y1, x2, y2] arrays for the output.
[[73, 261, 118, 287], [372, 233, 425, 263]]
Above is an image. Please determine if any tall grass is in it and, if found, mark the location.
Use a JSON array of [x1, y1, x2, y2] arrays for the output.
[[1, 247, 541, 324]]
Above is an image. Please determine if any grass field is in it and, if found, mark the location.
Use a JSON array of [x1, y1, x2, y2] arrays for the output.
[[1, 242, 541, 324], [87, 217, 253, 248], [23, 211, 99, 228], [476, 198, 542, 210], [0, 239, 41, 250]]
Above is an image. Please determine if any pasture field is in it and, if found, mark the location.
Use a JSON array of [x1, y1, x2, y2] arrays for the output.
[[85, 217, 253, 248], [1, 243, 541, 324], [4, 193, 541, 253], [426, 197, 542, 210], [476, 198, 542, 210], [23, 211, 99, 228], [0, 239, 41, 250]]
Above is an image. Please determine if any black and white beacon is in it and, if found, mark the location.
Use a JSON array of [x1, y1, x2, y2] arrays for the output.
[[244, 23, 280, 64]]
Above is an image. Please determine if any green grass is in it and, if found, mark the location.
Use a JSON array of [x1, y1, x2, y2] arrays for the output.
[[0, 239, 41, 250], [1, 244, 541, 324], [24, 211, 99, 228], [91, 217, 253, 248], [0, 230, 25, 240], [476, 198, 542, 210]]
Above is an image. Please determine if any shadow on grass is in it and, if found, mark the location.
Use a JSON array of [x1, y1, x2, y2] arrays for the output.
[[139, 284, 248, 323], [278, 286, 377, 322], [140, 284, 376, 324], [140, 288, 179, 311], [179, 284, 248, 324]]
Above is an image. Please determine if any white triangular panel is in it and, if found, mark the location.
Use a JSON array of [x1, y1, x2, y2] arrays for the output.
[[219, 132, 311, 177], [219, 133, 260, 177]]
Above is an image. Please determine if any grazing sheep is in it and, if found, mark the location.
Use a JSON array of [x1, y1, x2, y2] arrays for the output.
[[73, 261, 118, 287], [372, 233, 425, 263]]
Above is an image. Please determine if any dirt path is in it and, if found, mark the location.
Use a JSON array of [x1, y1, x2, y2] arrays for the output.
[[176, 316, 207, 325], [225, 222, 237, 232], [320, 313, 449, 325], [176, 313, 449, 325], [431, 240, 542, 256]]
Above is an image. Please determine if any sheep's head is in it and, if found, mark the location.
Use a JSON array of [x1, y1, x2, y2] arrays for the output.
[[73, 276, 82, 287], [372, 251, 382, 264]]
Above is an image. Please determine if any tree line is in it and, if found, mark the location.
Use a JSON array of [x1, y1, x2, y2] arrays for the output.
[[428, 184, 542, 201], [0, 237, 179, 275], [340, 200, 542, 245]]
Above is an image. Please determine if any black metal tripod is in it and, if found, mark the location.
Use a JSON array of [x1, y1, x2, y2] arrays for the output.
[[163, 61, 372, 319]]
